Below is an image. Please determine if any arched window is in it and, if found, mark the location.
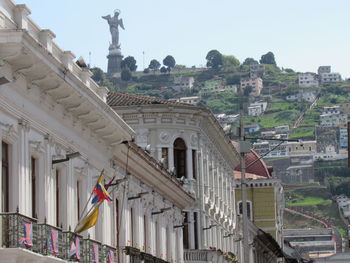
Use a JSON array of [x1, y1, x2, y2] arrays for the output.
[[237, 200, 253, 220], [173, 138, 187, 179]]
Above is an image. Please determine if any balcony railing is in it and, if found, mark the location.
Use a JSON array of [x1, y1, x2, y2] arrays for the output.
[[184, 249, 239, 263], [0, 211, 117, 262]]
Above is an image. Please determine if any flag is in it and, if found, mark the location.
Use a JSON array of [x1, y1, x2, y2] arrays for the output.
[[107, 249, 115, 263], [69, 236, 80, 260], [48, 229, 59, 255], [93, 243, 99, 263], [19, 220, 33, 248], [75, 207, 99, 234], [91, 173, 113, 204]]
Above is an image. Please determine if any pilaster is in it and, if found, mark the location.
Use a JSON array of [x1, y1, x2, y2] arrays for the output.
[[39, 29, 56, 53], [14, 4, 31, 30]]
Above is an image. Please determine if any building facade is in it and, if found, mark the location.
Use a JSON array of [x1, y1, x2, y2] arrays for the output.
[[240, 77, 263, 97], [108, 92, 242, 262], [319, 73, 341, 84], [0, 2, 194, 263], [298, 73, 319, 88]]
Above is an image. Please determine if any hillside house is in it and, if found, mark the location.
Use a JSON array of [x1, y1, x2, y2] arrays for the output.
[[240, 77, 263, 97], [249, 64, 265, 78], [247, 101, 268, 116], [172, 75, 195, 91], [318, 66, 331, 75], [286, 91, 316, 102], [172, 96, 200, 105], [298, 73, 319, 88], [320, 72, 341, 84], [287, 141, 316, 156], [244, 124, 261, 134]]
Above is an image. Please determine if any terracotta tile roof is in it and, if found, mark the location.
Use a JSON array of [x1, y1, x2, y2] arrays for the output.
[[232, 141, 272, 178], [107, 91, 195, 107]]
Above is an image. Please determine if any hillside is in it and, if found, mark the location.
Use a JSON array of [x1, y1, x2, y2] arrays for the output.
[[92, 55, 350, 141]]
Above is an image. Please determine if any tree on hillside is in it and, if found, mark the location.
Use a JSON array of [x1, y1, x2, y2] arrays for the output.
[[121, 68, 132, 81], [148, 59, 161, 72], [91, 67, 104, 82], [121, 56, 137, 71], [243, 58, 258, 66], [260, 52, 276, 65], [163, 55, 176, 72], [223, 55, 240, 68], [160, 66, 167, 73], [206, 50, 223, 69]]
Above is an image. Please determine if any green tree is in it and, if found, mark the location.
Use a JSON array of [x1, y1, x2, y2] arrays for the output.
[[148, 59, 161, 72], [91, 67, 104, 82], [206, 49, 223, 69], [242, 58, 258, 66], [223, 55, 240, 68], [121, 68, 132, 81], [260, 52, 276, 65], [160, 66, 167, 73], [121, 56, 137, 71], [143, 68, 150, 74], [163, 55, 176, 72]]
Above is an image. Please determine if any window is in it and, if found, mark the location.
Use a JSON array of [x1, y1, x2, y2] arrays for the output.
[[192, 150, 197, 180], [238, 200, 252, 220], [2, 141, 9, 212], [194, 212, 198, 249], [115, 199, 120, 252], [143, 215, 147, 252], [76, 180, 81, 221], [173, 138, 187, 178], [55, 169, 60, 227], [130, 208, 134, 247], [161, 148, 169, 170], [31, 157, 37, 218], [183, 212, 189, 249]]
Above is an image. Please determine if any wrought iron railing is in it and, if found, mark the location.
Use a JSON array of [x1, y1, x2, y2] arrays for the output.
[[0, 211, 118, 262], [0, 211, 39, 252]]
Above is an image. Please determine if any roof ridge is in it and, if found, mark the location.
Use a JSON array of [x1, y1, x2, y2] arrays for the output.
[[107, 90, 196, 107]]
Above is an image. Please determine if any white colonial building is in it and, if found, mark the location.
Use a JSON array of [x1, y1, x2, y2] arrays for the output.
[[0, 1, 194, 263], [108, 91, 242, 263]]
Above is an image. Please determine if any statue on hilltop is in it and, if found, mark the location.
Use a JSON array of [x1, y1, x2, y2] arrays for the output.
[[102, 10, 125, 49]]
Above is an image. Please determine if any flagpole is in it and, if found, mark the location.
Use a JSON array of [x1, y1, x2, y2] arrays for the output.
[[74, 174, 127, 233]]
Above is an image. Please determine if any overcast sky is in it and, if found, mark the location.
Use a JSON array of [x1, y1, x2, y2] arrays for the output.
[[19, 0, 350, 78]]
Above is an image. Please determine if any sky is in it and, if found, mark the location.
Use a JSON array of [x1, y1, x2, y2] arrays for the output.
[[19, 0, 350, 78]]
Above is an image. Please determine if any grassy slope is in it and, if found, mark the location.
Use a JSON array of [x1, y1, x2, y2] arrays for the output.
[[284, 185, 347, 236]]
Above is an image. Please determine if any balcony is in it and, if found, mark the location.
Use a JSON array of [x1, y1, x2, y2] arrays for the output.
[[184, 249, 239, 263], [0, 211, 116, 262]]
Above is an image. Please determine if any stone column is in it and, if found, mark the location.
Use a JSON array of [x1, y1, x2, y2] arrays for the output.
[[177, 228, 184, 263], [168, 145, 174, 172], [188, 211, 195, 249], [186, 148, 194, 193], [16, 120, 29, 214]]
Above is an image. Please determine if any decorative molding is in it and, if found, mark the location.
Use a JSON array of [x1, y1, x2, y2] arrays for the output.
[[159, 131, 170, 143]]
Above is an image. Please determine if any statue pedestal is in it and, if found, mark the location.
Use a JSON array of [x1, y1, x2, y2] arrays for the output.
[[107, 47, 123, 75]]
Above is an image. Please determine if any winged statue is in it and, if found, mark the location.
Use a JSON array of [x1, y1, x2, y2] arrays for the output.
[[102, 10, 125, 48]]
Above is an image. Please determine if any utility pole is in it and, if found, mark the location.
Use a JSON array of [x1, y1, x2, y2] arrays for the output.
[[239, 89, 250, 263]]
